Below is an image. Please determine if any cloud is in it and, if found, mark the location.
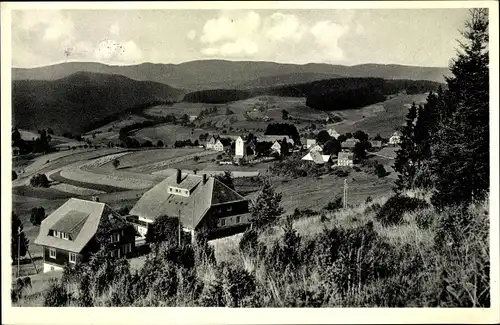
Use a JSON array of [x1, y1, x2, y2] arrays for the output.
[[187, 29, 197, 40], [310, 21, 349, 60], [200, 11, 260, 44], [110, 22, 120, 36], [265, 13, 305, 42], [18, 10, 75, 44], [202, 38, 258, 57]]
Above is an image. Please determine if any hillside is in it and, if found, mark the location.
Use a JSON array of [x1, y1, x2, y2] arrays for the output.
[[12, 72, 184, 134], [236, 72, 341, 89], [13, 60, 451, 90]]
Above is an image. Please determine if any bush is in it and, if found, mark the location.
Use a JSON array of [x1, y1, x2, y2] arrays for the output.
[[222, 264, 256, 307], [324, 197, 343, 212], [157, 140, 164, 147], [375, 164, 388, 177], [239, 229, 258, 257], [43, 279, 71, 306], [30, 207, 46, 226], [376, 195, 429, 226], [30, 173, 49, 187], [334, 168, 350, 178], [415, 209, 435, 230]]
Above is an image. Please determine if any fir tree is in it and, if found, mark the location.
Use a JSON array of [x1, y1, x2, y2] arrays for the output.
[[249, 178, 284, 231], [394, 103, 417, 193], [431, 9, 489, 209]]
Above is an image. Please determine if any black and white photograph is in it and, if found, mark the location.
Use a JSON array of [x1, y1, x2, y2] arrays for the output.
[[1, 1, 499, 323]]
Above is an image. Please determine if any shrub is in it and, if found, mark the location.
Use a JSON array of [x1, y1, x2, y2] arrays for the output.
[[157, 140, 164, 147], [30, 173, 49, 187], [239, 229, 258, 257], [43, 279, 71, 307], [375, 164, 388, 177], [324, 197, 343, 212], [364, 203, 382, 214], [222, 264, 256, 307], [30, 207, 46, 226], [334, 168, 349, 178], [376, 195, 429, 226], [193, 156, 200, 162], [198, 279, 225, 307]]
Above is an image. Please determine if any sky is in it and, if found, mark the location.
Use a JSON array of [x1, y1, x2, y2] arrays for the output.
[[10, 8, 471, 68]]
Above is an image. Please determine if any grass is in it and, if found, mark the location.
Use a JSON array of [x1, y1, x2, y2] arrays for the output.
[[101, 148, 205, 170], [50, 171, 130, 193]]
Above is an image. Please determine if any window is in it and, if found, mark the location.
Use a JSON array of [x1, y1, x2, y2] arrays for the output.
[[123, 243, 132, 255], [110, 232, 120, 243], [227, 206, 233, 212], [69, 252, 77, 264], [53, 230, 60, 238], [62, 232, 69, 240], [49, 248, 56, 258]]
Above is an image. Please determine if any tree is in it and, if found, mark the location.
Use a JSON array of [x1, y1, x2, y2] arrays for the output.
[[112, 159, 120, 169], [12, 212, 29, 261], [430, 9, 489, 209], [12, 170, 18, 181], [30, 173, 49, 187], [281, 109, 289, 120], [353, 142, 367, 160], [194, 140, 200, 146], [249, 178, 284, 231], [393, 103, 418, 193], [145, 215, 182, 246], [142, 140, 153, 147], [193, 156, 200, 162], [353, 130, 369, 143], [323, 138, 342, 156], [316, 130, 332, 145], [216, 171, 235, 190], [157, 140, 164, 147], [373, 134, 383, 141], [30, 207, 46, 226], [375, 164, 388, 178]]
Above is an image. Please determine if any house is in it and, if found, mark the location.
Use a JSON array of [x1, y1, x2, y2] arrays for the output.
[[128, 170, 251, 241], [205, 135, 219, 150], [370, 140, 383, 150], [189, 115, 198, 122], [34, 198, 136, 273], [341, 138, 360, 150], [389, 131, 403, 145], [271, 141, 282, 155], [302, 151, 331, 164], [327, 128, 340, 139], [257, 135, 294, 147], [306, 139, 317, 149], [213, 139, 225, 152], [309, 144, 323, 153], [337, 151, 355, 167]]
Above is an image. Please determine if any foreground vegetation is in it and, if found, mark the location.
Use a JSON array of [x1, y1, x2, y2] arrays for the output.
[[12, 194, 489, 307]]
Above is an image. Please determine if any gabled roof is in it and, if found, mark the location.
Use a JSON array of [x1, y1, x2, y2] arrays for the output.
[[129, 173, 248, 229], [34, 198, 121, 253], [341, 138, 360, 148], [302, 151, 330, 164]]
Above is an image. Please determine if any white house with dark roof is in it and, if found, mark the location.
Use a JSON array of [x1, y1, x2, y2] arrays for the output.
[[337, 151, 355, 167], [129, 169, 251, 241], [34, 198, 137, 273], [389, 131, 403, 145], [327, 128, 340, 139], [302, 151, 331, 164]]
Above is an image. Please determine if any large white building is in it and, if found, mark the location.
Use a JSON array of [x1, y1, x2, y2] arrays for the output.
[[234, 136, 247, 159]]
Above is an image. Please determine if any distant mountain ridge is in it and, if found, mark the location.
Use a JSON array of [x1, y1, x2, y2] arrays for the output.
[[13, 60, 451, 91], [12, 71, 184, 134]]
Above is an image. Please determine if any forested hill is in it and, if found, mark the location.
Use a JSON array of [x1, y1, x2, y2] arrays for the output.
[[12, 72, 184, 134], [182, 78, 443, 111]]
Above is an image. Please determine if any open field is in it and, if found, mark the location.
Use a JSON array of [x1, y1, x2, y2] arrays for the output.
[[85, 114, 150, 135], [101, 148, 205, 170]]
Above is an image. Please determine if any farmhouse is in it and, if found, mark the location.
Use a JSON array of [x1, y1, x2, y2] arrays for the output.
[[309, 144, 323, 153], [327, 128, 340, 139], [302, 151, 331, 164], [337, 151, 355, 167], [257, 135, 294, 146], [34, 198, 136, 273], [306, 139, 317, 149], [206, 135, 220, 150], [189, 115, 198, 122], [370, 140, 383, 150], [341, 138, 360, 150], [389, 131, 403, 145], [213, 139, 225, 152], [129, 170, 251, 241]]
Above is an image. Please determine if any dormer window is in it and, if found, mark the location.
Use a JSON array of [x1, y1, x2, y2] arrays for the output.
[[53, 230, 60, 238], [62, 232, 69, 240]]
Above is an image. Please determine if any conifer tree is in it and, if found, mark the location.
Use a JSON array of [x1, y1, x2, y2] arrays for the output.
[[249, 178, 284, 231], [11, 212, 29, 261], [394, 103, 417, 193], [431, 9, 489, 209]]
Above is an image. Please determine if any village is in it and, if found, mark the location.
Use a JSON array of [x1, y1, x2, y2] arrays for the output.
[[14, 122, 402, 275]]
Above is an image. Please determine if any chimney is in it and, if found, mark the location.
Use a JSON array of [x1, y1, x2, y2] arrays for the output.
[[203, 174, 208, 184], [176, 169, 182, 184]]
